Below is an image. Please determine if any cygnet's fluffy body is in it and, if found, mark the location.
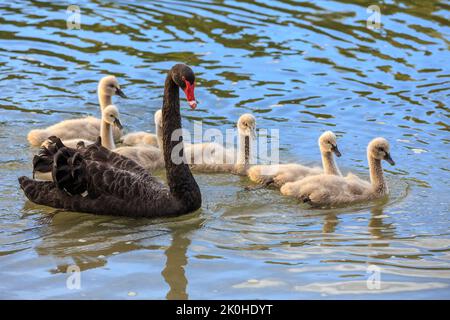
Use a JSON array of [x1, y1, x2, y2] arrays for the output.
[[280, 137, 395, 207], [114, 145, 164, 172], [188, 113, 256, 176], [27, 75, 125, 146], [120, 110, 163, 148], [247, 131, 342, 187]]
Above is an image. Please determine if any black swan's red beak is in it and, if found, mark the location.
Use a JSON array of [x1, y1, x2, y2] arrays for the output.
[[183, 79, 197, 109]]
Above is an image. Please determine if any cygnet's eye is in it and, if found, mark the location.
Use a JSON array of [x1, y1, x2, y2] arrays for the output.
[[109, 84, 115, 88]]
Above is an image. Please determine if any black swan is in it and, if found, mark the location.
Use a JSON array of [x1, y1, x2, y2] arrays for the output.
[[19, 64, 201, 217]]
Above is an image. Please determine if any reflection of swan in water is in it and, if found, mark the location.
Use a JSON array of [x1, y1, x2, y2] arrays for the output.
[[30, 210, 169, 272], [319, 199, 396, 242], [25, 202, 204, 298], [161, 216, 204, 300], [368, 200, 396, 242], [322, 212, 339, 234]]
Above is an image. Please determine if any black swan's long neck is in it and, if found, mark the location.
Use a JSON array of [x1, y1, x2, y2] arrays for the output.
[[162, 73, 201, 211]]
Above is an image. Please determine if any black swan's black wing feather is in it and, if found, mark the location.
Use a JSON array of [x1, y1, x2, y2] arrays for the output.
[[52, 147, 87, 195], [80, 137, 150, 175], [32, 136, 67, 176], [20, 142, 183, 217], [18, 176, 169, 217], [32, 136, 146, 177], [19, 177, 65, 209]]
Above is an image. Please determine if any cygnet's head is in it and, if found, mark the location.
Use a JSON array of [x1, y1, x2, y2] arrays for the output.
[[98, 75, 127, 98], [102, 105, 123, 129], [319, 131, 341, 157], [154, 109, 162, 129], [368, 137, 395, 165], [237, 113, 256, 139]]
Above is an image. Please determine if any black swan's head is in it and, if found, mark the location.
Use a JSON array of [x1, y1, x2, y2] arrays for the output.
[[171, 64, 197, 109]]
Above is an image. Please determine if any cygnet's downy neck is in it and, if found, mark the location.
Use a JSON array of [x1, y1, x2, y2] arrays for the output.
[[368, 153, 388, 196], [321, 150, 341, 175], [101, 121, 115, 150], [98, 89, 113, 110], [238, 132, 254, 166]]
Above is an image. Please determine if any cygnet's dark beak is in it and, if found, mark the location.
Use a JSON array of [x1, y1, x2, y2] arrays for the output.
[[331, 144, 342, 157], [384, 152, 395, 165], [115, 87, 127, 98], [114, 118, 123, 130]]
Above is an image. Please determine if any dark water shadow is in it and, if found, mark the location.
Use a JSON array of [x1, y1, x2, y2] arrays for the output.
[[161, 215, 205, 300], [320, 197, 397, 240], [24, 200, 205, 299]]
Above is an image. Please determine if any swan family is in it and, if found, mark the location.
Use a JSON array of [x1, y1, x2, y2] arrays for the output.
[[19, 63, 396, 217]]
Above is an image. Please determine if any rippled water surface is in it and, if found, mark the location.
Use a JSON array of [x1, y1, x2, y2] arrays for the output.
[[0, 0, 449, 299]]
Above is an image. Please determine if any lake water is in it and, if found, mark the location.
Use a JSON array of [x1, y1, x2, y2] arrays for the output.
[[0, 0, 449, 299]]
